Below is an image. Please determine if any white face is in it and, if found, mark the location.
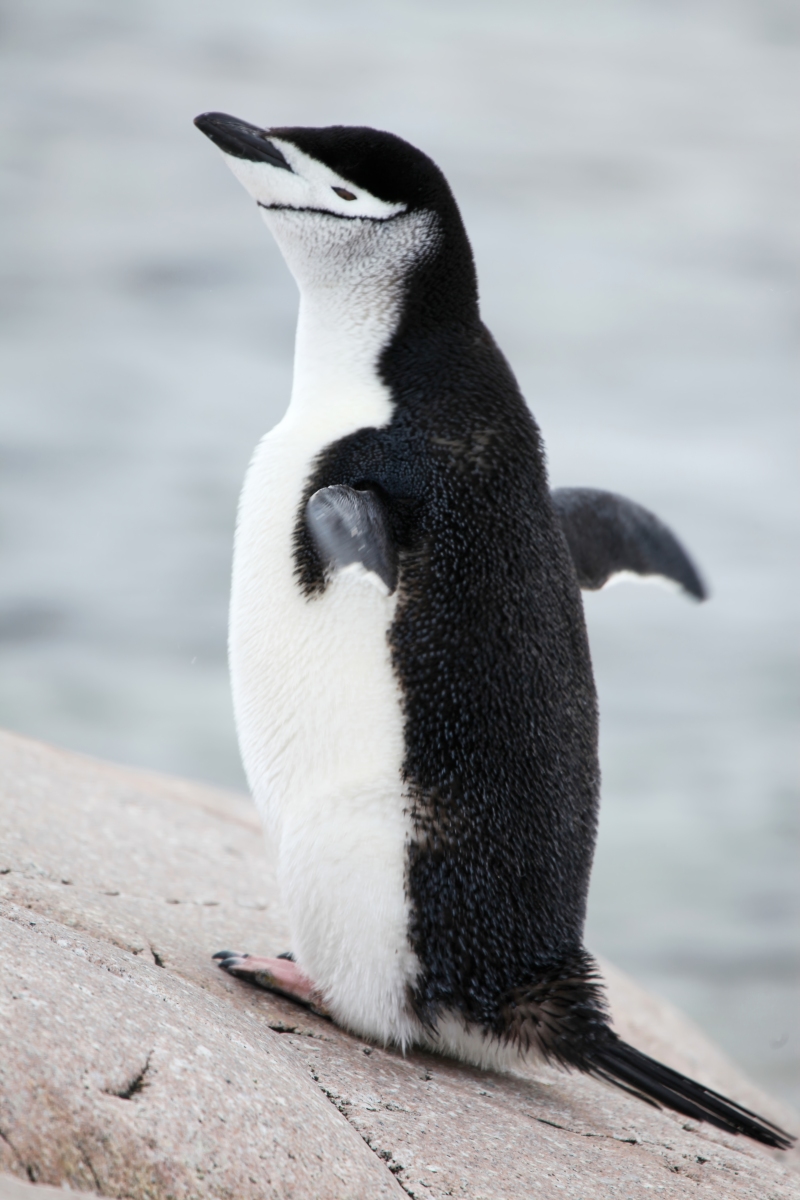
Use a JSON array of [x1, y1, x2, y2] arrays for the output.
[[222, 138, 407, 222], [219, 139, 438, 303]]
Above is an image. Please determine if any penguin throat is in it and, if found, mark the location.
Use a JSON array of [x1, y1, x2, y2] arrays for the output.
[[287, 293, 396, 430], [269, 208, 439, 431]]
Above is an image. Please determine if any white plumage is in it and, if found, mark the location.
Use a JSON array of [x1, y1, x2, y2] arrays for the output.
[[227, 154, 437, 1045]]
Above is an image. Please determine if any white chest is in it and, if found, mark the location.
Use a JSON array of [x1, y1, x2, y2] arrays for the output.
[[229, 416, 405, 828], [228, 405, 420, 1044]]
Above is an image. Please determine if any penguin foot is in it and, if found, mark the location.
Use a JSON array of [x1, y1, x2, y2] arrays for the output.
[[212, 950, 329, 1017]]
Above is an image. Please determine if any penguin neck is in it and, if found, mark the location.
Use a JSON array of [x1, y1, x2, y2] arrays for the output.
[[276, 204, 480, 438], [286, 285, 399, 436]]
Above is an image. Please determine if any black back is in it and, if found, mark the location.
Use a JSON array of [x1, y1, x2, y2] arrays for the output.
[[284, 127, 599, 1032]]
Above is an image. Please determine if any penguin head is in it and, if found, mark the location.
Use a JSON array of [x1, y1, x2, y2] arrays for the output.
[[194, 114, 476, 319]]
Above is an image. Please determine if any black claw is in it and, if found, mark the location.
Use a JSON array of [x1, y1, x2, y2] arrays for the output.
[[276, 951, 295, 961], [213, 950, 249, 970]]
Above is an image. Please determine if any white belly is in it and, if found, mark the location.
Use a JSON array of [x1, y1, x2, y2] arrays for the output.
[[229, 415, 420, 1046]]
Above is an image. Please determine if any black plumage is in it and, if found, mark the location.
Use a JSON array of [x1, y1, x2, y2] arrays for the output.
[[552, 487, 707, 598]]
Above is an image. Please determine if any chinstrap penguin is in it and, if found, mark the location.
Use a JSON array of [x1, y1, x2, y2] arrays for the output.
[[194, 112, 793, 1150]]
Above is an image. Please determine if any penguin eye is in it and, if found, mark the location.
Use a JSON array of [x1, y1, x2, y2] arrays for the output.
[[332, 186, 357, 201]]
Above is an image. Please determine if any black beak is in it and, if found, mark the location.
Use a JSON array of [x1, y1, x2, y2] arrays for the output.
[[194, 112, 293, 172]]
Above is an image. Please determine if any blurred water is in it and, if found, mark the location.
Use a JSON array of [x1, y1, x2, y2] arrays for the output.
[[0, 0, 797, 1102]]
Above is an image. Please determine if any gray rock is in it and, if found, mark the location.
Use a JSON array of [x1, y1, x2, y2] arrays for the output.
[[0, 729, 797, 1198], [0, 1176, 96, 1200]]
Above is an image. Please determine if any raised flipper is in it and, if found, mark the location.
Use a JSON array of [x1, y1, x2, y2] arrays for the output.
[[306, 484, 398, 595], [552, 487, 707, 600]]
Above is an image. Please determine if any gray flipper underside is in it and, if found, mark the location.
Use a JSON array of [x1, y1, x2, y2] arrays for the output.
[[306, 485, 398, 595], [552, 487, 707, 600]]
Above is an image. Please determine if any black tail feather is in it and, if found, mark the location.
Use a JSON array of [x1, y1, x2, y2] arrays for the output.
[[500, 951, 794, 1150], [587, 1034, 795, 1150]]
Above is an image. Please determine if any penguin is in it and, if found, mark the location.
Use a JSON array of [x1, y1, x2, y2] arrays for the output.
[[194, 112, 793, 1150]]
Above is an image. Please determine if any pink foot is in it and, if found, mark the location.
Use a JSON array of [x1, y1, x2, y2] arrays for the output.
[[213, 950, 329, 1017]]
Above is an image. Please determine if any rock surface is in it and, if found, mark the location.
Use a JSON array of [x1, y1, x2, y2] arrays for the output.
[[0, 729, 797, 1199]]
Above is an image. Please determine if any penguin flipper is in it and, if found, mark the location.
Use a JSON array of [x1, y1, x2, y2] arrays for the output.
[[306, 484, 398, 595], [551, 487, 707, 600]]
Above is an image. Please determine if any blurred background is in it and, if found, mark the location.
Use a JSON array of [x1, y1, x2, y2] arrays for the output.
[[0, 0, 797, 1104]]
